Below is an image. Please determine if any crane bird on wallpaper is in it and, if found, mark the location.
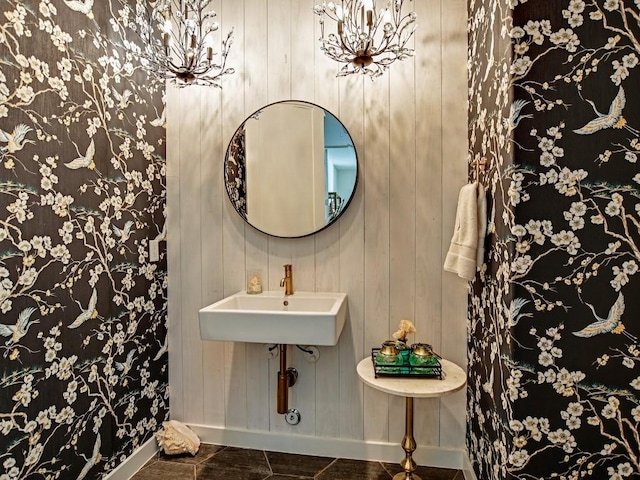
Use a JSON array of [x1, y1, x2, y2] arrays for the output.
[[150, 105, 166, 128], [111, 87, 133, 111], [574, 86, 639, 136], [573, 292, 637, 342], [68, 289, 98, 329], [65, 138, 96, 170], [0, 124, 35, 154], [116, 349, 136, 375], [116, 349, 137, 386], [153, 336, 168, 361], [113, 220, 134, 243], [63, 0, 94, 19], [77, 433, 101, 480], [504, 99, 533, 133], [0, 307, 39, 348], [506, 297, 532, 327]]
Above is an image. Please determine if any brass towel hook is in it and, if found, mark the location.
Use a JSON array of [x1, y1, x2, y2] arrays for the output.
[[473, 157, 487, 182]]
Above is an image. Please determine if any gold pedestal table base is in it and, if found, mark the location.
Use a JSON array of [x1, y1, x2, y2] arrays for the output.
[[356, 357, 466, 479]]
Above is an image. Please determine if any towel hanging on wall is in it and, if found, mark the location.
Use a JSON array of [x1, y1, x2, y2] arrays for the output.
[[444, 182, 487, 280]]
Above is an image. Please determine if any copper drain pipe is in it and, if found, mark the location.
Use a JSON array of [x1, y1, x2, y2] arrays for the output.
[[277, 344, 298, 414]]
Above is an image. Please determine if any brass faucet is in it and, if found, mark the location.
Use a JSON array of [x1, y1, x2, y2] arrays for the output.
[[280, 264, 293, 295]]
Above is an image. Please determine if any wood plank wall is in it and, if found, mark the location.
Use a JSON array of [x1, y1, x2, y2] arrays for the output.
[[167, 0, 469, 452]]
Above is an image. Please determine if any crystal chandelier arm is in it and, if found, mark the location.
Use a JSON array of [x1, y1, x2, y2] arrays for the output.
[[393, 3, 418, 44], [161, 1, 190, 70], [195, 29, 235, 86], [191, 2, 214, 61], [338, 37, 356, 57], [344, 2, 361, 35], [314, 3, 357, 57], [369, 10, 416, 57]]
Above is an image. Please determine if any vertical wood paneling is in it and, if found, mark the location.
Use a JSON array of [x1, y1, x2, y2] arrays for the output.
[[388, 33, 418, 446], [338, 74, 365, 440], [166, 83, 183, 420], [363, 75, 391, 443], [168, 0, 468, 456], [311, 0, 342, 439], [200, 86, 226, 425], [288, 0, 319, 437], [201, 0, 242, 427], [266, 0, 292, 102], [440, 0, 470, 448], [441, 0, 470, 367], [222, 203, 247, 429], [244, 0, 272, 433], [179, 86, 205, 424], [221, 190, 248, 430], [414, 0, 445, 447], [221, 0, 250, 428], [265, 0, 297, 434]]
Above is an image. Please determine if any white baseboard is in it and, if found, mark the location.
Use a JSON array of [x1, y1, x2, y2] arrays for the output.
[[103, 437, 158, 480], [188, 423, 465, 470], [462, 450, 478, 480]]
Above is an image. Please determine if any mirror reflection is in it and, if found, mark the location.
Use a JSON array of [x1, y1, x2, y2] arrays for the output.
[[225, 101, 358, 238]]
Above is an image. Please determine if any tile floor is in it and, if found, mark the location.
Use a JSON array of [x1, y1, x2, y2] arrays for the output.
[[131, 444, 463, 480]]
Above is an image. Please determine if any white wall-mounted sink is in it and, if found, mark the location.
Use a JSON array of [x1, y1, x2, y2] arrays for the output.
[[199, 291, 348, 346]]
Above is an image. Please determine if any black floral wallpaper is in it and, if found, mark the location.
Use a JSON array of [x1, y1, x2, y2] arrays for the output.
[[225, 127, 246, 219], [0, 1, 168, 478], [468, 0, 640, 479]]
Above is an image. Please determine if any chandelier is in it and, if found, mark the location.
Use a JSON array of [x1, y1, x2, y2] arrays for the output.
[[140, 0, 234, 88], [313, 0, 417, 78]]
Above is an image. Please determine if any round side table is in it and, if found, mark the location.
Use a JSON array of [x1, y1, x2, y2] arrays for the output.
[[356, 356, 466, 480]]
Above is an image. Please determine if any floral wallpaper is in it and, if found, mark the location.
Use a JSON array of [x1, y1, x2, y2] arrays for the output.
[[468, 0, 640, 479], [225, 127, 246, 219], [0, 1, 168, 479]]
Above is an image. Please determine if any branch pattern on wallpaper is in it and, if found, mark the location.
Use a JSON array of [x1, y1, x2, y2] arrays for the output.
[[468, 0, 640, 479], [0, 1, 168, 478]]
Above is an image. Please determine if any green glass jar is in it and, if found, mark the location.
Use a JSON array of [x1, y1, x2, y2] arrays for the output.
[[409, 343, 439, 366], [376, 341, 400, 365]]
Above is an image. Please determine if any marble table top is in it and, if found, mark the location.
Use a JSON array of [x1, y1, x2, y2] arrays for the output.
[[356, 356, 466, 398]]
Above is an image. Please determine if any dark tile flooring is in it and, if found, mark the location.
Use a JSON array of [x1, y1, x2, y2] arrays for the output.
[[131, 444, 463, 480]]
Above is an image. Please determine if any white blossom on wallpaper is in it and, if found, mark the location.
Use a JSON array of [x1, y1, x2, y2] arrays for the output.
[[468, 1, 640, 479], [0, 1, 168, 479]]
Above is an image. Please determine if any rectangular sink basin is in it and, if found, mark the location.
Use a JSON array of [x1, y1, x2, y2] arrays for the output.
[[199, 291, 348, 346]]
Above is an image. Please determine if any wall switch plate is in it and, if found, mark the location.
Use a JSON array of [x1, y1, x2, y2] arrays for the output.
[[149, 239, 160, 262]]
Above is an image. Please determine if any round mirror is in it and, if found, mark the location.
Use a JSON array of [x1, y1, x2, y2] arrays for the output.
[[224, 100, 358, 238]]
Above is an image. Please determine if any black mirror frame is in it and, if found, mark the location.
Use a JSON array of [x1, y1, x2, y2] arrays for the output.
[[223, 100, 359, 238]]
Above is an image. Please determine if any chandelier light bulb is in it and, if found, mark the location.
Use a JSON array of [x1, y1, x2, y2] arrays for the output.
[[162, 18, 172, 34], [314, 0, 417, 79]]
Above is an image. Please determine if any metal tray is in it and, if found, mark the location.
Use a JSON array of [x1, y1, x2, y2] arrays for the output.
[[371, 347, 443, 379]]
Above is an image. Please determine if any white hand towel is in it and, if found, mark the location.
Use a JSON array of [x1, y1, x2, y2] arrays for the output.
[[476, 184, 487, 267], [444, 183, 486, 280]]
